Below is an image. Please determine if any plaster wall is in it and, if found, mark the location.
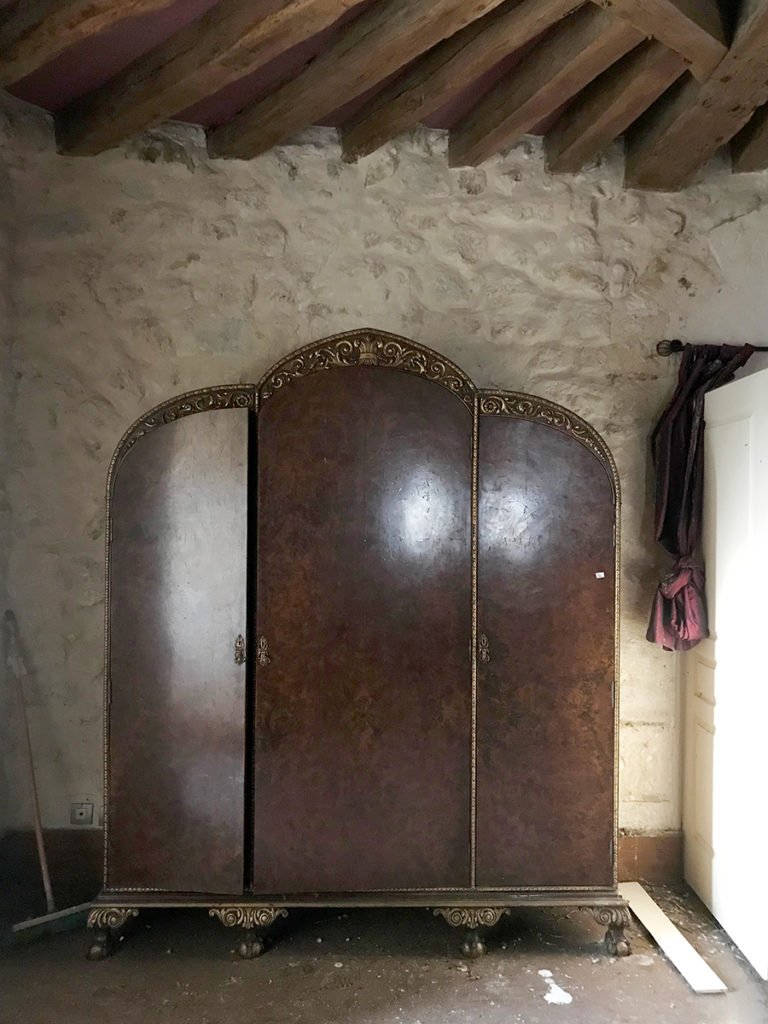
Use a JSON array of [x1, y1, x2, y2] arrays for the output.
[[2, 93, 767, 835]]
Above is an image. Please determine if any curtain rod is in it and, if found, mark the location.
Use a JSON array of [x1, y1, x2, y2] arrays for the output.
[[657, 339, 768, 356]]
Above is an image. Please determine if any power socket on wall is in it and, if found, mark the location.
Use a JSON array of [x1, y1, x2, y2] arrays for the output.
[[70, 802, 94, 825]]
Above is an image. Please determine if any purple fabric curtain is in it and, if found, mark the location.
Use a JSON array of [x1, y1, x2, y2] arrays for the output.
[[647, 343, 754, 651]]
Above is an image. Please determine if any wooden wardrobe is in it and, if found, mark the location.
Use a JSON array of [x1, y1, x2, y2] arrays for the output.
[[87, 329, 629, 960]]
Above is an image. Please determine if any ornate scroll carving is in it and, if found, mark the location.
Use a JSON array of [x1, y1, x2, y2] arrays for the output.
[[209, 906, 288, 929], [479, 390, 618, 495], [590, 905, 631, 956], [86, 907, 139, 959], [433, 907, 509, 929], [87, 907, 139, 931], [259, 330, 476, 409]]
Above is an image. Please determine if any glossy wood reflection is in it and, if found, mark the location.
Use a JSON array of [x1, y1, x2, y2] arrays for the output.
[[476, 418, 616, 888], [108, 410, 249, 894], [253, 367, 472, 893]]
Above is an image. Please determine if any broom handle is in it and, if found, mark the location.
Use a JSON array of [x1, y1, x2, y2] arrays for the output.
[[5, 612, 55, 915]]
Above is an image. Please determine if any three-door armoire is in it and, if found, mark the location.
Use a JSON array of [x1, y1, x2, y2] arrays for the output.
[[87, 329, 630, 961]]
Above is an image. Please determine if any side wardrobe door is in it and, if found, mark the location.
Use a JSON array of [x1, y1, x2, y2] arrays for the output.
[[107, 409, 249, 893], [476, 411, 616, 888], [252, 367, 472, 892]]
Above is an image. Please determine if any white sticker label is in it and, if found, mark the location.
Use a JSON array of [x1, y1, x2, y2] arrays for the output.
[[595, 571, 605, 579]]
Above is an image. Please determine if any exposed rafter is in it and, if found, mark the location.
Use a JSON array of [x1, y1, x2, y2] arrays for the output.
[[56, 0, 366, 156], [591, 0, 727, 81], [0, 0, 177, 87], [731, 101, 768, 172], [208, 0, 513, 160], [449, 5, 643, 167], [341, 0, 582, 163], [546, 40, 686, 173], [625, 0, 768, 190]]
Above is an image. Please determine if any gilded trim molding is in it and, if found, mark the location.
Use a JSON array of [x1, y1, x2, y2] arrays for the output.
[[478, 390, 619, 498], [110, 384, 257, 478], [258, 329, 476, 409]]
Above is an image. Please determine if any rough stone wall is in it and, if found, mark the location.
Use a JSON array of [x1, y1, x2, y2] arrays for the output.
[[3, 92, 768, 834]]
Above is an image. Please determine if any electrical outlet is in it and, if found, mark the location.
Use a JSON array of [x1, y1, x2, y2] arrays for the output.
[[70, 802, 94, 825]]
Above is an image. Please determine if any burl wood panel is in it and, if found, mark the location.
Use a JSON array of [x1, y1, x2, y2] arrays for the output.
[[477, 417, 616, 888], [253, 367, 472, 893], [107, 410, 249, 894]]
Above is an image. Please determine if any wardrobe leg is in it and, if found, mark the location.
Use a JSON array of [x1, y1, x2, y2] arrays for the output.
[[433, 908, 509, 957], [461, 928, 486, 958], [86, 908, 139, 960], [209, 907, 288, 959], [236, 929, 267, 959], [592, 906, 632, 957]]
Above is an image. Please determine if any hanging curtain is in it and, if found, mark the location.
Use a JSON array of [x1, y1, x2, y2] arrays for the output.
[[647, 343, 754, 651]]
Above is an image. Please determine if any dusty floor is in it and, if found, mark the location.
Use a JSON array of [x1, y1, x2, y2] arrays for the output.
[[1, 884, 768, 1024]]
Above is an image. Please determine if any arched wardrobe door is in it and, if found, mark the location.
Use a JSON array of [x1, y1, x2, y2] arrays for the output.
[[107, 402, 250, 894], [253, 355, 473, 892], [476, 397, 618, 889]]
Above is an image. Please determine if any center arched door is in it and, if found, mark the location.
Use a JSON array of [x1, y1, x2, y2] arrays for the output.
[[251, 362, 473, 892]]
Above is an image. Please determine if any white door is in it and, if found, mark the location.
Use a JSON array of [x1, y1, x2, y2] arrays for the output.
[[684, 367, 768, 980]]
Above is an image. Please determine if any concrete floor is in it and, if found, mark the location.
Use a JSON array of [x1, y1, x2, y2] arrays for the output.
[[2, 886, 768, 1024]]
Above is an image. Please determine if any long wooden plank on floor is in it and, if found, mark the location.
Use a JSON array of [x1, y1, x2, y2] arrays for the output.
[[341, 0, 583, 162], [546, 40, 686, 173], [625, 0, 768, 190], [56, 0, 367, 156], [592, 0, 727, 81], [0, 0, 178, 87], [448, 5, 643, 167], [619, 882, 727, 994], [207, 0, 513, 160]]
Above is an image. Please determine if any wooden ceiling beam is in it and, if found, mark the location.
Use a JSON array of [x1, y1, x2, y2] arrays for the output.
[[625, 1, 768, 190], [448, 6, 643, 168], [546, 40, 686, 173], [0, 0, 177, 87], [208, 0, 514, 160], [341, 0, 583, 163], [56, 0, 367, 156], [731, 102, 768, 172], [591, 0, 726, 82]]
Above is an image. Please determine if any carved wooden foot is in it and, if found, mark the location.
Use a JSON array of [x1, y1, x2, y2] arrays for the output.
[[86, 908, 139, 960], [461, 928, 486, 958], [209, 907, 288, 959], [434, 908, 510, 958], [236, 929, 266, 959], [593, 906, 632, 957]]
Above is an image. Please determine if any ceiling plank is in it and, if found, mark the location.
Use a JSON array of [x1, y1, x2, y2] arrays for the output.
[[625, 1, 768, 190], [731, 102, 768, 172], [591, 0, 726, 82], [546, 40, 686, 173], [448, 6, 643, 167], [0, 0, 178, 87], [56, 0, 367, 156], [208, 0, 515, 160], [341, 0, 583, 163]]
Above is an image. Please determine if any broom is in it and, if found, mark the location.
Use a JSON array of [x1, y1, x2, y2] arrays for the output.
[[4, 610, 91, 941]]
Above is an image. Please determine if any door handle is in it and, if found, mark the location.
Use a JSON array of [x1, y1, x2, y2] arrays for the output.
[[234, 634, 246, 665], [478, 633, 491, 663], [257, 636, 271, 667]]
